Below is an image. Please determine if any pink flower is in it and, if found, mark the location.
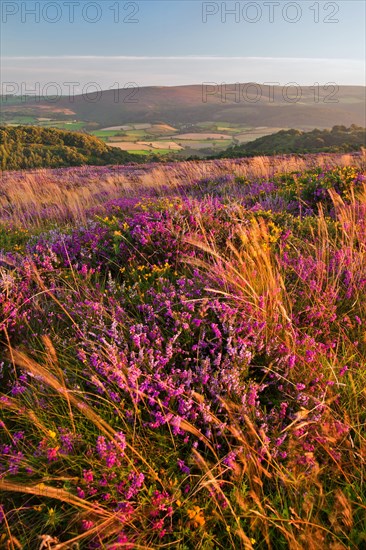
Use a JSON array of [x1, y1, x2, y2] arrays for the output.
[[47, 447, 58, 462], [81, 520, 94, 531], [83, 469, 94, 483]]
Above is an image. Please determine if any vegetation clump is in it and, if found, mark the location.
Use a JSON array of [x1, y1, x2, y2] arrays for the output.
[[0, 126, 148, 170], [216, 125, 366, 158]]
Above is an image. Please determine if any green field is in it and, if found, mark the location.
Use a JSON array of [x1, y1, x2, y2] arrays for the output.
[[92, 122, 277, 157], [126, 149, 154, 155], [0, 117, 88, 131], [40, 121, 85, 131], [0, 116, 287, 158], [91, 130, 126, 139], [0, 115, 38, 124]]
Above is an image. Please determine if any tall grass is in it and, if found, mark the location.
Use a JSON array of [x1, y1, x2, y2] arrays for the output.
[[1, 152, 364, 228]]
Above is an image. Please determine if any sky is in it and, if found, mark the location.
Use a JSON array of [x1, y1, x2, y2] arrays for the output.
[[1, 0, 365, 93]]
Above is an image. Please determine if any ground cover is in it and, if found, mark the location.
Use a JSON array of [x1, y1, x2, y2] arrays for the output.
[[0, 152, 365, 549]]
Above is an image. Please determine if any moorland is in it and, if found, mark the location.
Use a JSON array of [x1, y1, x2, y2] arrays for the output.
[[0, 152, 365, 549]]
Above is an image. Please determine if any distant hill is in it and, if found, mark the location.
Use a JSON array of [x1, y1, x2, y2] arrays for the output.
[[0, 126, 147, 170], [213, 125, 366, 158], [1, 84, 365, 129]]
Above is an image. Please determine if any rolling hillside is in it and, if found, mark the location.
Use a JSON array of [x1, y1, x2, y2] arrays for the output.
[[1, 84, 365, 129]]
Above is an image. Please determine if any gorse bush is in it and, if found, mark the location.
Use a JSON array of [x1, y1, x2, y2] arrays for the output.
[[0, 154, 366, 549]]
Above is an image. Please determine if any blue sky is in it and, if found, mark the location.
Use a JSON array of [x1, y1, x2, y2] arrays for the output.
[[1, 1, 365, 89]]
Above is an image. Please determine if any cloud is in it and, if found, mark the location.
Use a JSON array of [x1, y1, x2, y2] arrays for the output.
[[1, 56, 365, 89], [3, 55, 363, 62]]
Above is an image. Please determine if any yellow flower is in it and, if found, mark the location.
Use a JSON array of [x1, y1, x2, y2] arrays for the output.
[[187, 506, 205, 527], [33, 505, 44, 512], [48, 430, 57, 439]]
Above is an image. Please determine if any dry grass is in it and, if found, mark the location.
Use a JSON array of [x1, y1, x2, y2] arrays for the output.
[[1, 153, 364, 228]]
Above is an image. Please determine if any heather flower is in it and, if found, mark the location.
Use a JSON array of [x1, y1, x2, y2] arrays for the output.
[[83, 470, 94, 483], [47, 448, 59, 462], [222, 451, 238, 469], [77, 487, 86, 499], [177, 458, 190, 474]]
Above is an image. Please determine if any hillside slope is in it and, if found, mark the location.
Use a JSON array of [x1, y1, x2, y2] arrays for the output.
[[215, 125, 366, 157], [1, 84, 365, 128], [0, 126, 147, 170]]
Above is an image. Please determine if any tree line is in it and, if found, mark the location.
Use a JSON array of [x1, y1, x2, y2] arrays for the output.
[[214, 125, 366, 158]]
